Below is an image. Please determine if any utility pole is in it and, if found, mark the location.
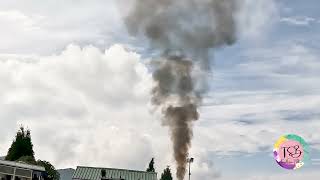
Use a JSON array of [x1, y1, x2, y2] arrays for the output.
[[187, 157, 194, 180]]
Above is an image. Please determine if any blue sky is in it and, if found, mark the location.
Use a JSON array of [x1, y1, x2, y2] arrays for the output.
[[0, 0, 319, 180], [203, 0, 320, 178]]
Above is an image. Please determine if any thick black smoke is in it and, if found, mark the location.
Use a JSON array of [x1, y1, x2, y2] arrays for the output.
[[125, 0, 238, 179]]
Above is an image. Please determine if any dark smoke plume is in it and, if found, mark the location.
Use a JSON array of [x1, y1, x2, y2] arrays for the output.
[[125, 0, 238, 179]]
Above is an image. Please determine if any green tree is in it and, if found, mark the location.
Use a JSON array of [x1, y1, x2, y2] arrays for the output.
[[36, 160, 60, 180], [146, 158, 155, 172], [5, 126, 35, 161], [160, 166, 173, 180], [5, 126, 60, 180]]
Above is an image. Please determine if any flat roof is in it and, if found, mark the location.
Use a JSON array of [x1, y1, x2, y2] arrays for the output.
[[0, 160, 45, 172]]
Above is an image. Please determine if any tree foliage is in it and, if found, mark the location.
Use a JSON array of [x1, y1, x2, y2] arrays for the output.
[[5, 126, 35, 161], [5, 126, 60, 180], [146, 158, 155, 172], [37, 160, 60, 180], [160, 166, 173, 180]]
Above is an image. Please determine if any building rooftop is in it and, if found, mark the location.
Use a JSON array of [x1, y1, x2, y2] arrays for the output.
[[72, 166, 157, 180], [58, 168, 75, 180], [0, 159, 45, 171]]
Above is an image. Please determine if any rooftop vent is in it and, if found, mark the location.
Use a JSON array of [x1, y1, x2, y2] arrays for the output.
[[101, 169, 106, 178]]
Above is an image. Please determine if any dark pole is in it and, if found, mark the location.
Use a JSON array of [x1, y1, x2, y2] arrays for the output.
[[188, 161, 191, 180], [188, 158, 193, 180]]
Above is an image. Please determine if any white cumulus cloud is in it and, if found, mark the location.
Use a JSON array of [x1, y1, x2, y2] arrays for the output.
[[0, 44, 222, 180]]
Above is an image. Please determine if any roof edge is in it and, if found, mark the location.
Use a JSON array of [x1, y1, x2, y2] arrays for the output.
[[75, 166, 157, 175], [0, 160, 45, 171]]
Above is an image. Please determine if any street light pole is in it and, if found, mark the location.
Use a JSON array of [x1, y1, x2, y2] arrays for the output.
[[188, 160, 191, 180], [187, 157, 194, 180]]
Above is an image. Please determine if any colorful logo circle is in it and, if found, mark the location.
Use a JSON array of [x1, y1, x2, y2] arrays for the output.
[[273, 134, 310, 170]]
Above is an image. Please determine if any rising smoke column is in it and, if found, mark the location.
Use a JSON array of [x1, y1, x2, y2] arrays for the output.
[[125, 0, 238, 179]]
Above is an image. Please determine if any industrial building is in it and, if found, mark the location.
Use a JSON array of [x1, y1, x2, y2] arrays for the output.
[[0, 160, 46, 180], [72, 166, 157, 180]]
